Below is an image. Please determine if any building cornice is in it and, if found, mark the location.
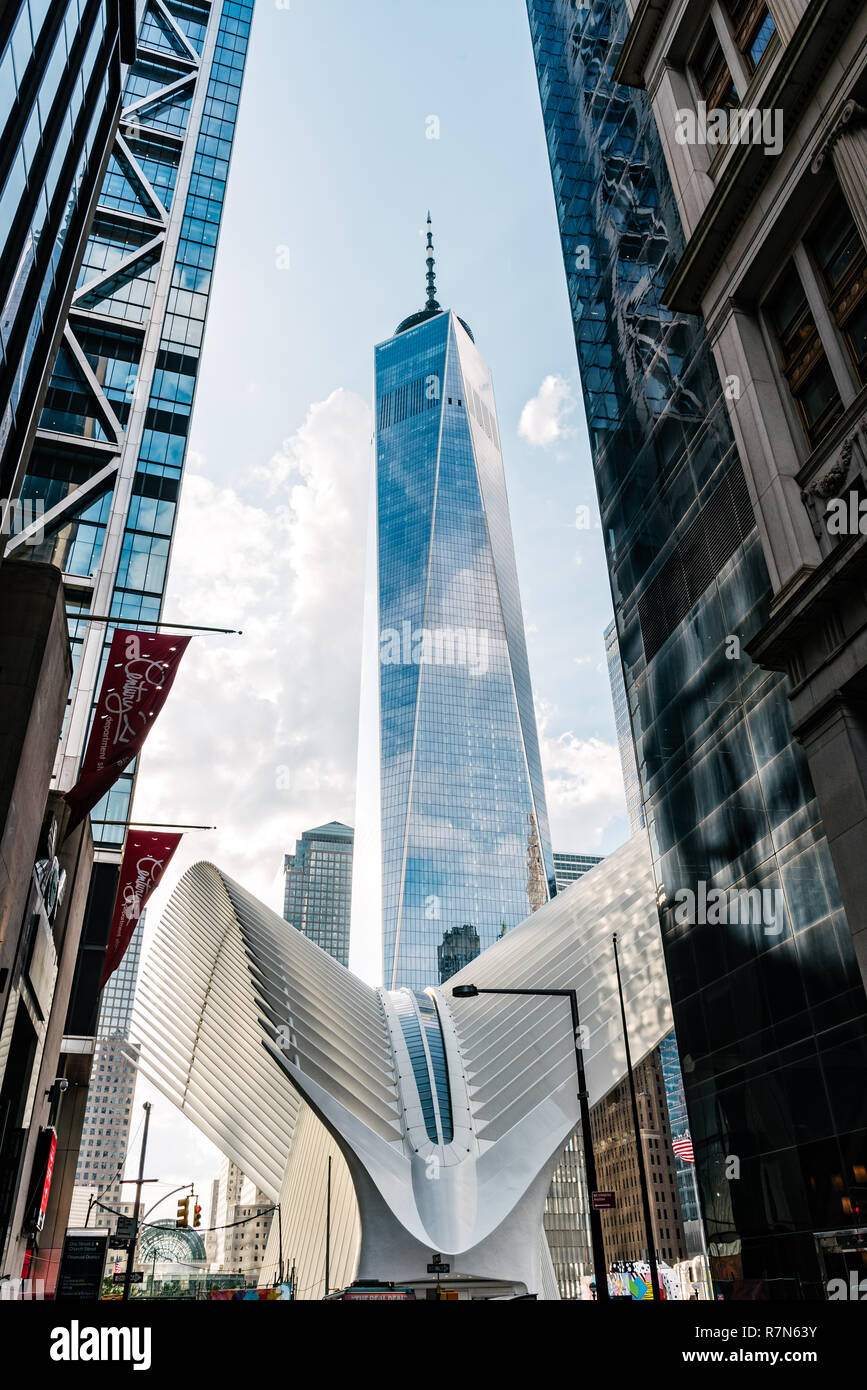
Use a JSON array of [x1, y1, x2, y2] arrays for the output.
[[663, 0, 862, 313], [613, 0, 672, 88]]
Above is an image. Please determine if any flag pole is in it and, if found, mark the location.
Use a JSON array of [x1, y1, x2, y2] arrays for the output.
[[77, 616, 242, 634]]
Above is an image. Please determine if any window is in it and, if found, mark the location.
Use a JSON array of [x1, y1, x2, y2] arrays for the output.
[[692, 23, 738, 110], [768, 263, 843, 446], [811, 197, 867, 386], [725, 0, 776, 70]]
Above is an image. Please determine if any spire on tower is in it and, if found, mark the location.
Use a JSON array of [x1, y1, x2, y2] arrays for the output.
[[394, 213, 472, 340], [424, 211, 440, 312]]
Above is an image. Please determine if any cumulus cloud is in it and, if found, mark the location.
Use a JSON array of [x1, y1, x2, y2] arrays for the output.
[[134, 387, 372, 932], [518, 374, 576, 448], [535, 698, 628, 850]]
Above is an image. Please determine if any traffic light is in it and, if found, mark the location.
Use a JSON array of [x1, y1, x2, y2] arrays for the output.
[[176, 1196, 190, 1228], [193, 1202, 202, 1228]]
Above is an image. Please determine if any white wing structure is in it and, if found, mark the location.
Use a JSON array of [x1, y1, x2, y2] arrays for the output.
[[133, 831, 673, 1298]]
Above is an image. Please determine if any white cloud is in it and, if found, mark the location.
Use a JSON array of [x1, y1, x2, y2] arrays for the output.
[[518, 374, 576, 448], [535, 698, 628, 851], [134, 387, 371, 933]]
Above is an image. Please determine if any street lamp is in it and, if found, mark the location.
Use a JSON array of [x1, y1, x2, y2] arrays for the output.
[[451, 983, 609, 1303]]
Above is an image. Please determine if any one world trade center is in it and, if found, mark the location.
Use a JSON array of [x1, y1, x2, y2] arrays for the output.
[[352, 219, 555, 991]]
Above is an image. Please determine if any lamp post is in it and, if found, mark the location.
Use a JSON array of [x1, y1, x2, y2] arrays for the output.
[[452, 983, 609, 1302], [121, 1101, 151, 1302]]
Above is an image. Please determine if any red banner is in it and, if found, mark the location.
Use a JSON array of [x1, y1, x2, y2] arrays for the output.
[[64, 629, 190, 833], [100, 829, 181, 988]]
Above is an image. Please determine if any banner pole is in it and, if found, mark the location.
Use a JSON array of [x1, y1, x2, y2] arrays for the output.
[[77, 616, 242, 634]]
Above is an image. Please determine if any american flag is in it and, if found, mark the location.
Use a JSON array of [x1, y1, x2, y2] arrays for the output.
[[672, 1135, 694, 1163], [113, 1257, 121, 1275]]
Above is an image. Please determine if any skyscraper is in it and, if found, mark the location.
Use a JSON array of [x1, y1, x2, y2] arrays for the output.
[[0, 0, 135, 509], [353, 219, 555, 991], [70, 917, 143, 1221], [604, 620, 645, 835], [526, 0, 867, 1296], [553, 851, 604, 890], [210, 1157, 272, 1278], [283, 822, 353, 968], [10, 0, 255, 1023]]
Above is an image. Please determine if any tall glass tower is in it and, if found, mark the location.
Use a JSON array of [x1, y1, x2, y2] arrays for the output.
[[283, 821, 354, 968], [9, 0, 255, 1014], [353, 220, 555, 992]]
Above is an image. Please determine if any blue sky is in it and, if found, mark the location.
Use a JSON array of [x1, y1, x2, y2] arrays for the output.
[[192, 0, 620, 757], [128, 0, 628, 1215]]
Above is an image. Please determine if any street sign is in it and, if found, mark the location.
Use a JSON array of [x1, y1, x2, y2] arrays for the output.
[[56, 1230, 111, 1301], [116, 1216, 136, 1239], [114, 1270, 143, 1284], [592, 1191, 616, 1211], [427, 1262, 450, 1274]]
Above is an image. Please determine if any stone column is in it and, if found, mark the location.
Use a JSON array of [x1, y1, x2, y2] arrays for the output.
[[795, 692, 867, 1000], [649, 63, 715, 239], [812, 100, 867, 252], [767, 0, 809, 45], [708, 301, 823, 594]]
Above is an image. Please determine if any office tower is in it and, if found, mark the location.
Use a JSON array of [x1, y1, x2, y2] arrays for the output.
[[0, 0, 135, 509], [7, 0, 254, 1025], [590, 1047, 688, 1272], [283, 822, 353, 968], [604, 620, 645, 834], [526, 0, 867, 1297], [353, 220, 555, 991], [210, 1156, 273, 1277], [553, 851, 604, 890], [70, 917, 142, 1220]]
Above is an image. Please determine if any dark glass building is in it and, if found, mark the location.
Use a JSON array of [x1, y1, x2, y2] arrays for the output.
[[0, 0, 135, 508], [283, 822, 354, 968], [354, 223, 555, 992], [527, 0, 867, 1297]]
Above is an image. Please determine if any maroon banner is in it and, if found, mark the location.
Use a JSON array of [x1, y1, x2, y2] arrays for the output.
[[100, 830, 181, 988], [64, 629, 191, 833]]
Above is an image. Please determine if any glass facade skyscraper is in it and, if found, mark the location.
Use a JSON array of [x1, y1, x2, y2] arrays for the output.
[[14, 0, 254, 845], [354, 226, 554, 992], [0, 0, 134, 506], [8, 0, 254, 1026], [527, 0, 867, 1296], [283, 821, 354, 968]]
